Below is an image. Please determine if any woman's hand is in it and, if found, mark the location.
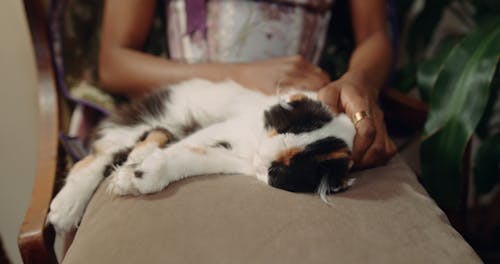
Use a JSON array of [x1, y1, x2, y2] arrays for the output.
[[318, 73, 396, 169], [232, 55, 331, 95]]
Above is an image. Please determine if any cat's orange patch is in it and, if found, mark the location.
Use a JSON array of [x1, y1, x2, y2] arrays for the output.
[[289, 93, 308, 102], [268, 129, 278, 137], [137, 130, 171, 148], [188, 146, 208, 155], [92, 142, 106, 155], [71, 155, 95, 172], [315, 147, 351, 162], [275, 147, 304, 166]]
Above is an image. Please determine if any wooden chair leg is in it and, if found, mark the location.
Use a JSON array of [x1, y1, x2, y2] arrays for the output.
[[1, 235, 12, 264]]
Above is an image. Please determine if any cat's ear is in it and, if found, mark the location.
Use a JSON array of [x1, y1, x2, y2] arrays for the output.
[[264, 98, 332, 134], [297, 136, 350, 158]]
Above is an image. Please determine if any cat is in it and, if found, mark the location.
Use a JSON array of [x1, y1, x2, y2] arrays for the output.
[[47, 79, 356, 232]]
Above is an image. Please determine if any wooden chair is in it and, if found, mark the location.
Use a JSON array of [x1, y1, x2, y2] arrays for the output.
[[18, 0, 60, 263], [17, 0, 431, 263]]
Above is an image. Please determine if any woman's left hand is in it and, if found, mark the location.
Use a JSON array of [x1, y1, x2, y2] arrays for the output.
[[318, 73, 396, 169]]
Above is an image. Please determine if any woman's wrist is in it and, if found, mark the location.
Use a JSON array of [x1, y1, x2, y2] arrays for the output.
[[338, 71, 380, 101], [175, 62, 236, 83]]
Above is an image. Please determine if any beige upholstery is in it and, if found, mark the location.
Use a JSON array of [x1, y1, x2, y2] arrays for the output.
[[63, 156, 481, 263]]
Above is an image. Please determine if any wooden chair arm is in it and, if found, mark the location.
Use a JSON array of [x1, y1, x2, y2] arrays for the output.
[[18, 0, 59, 263], [381, 88, 429, 134]]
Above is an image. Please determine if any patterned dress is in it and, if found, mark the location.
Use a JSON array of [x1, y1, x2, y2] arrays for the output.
[[167, 0, 334, 64]]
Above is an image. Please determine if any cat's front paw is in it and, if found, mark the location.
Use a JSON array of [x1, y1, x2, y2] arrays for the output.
[[47, 185, 87, 233], [108, 151, 168, 196]]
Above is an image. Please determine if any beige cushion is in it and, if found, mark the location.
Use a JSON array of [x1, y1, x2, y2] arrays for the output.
[[63, 156, 481, 263]]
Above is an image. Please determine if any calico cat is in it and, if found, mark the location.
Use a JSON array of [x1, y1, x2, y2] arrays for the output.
[[48, 79, 355, 232]]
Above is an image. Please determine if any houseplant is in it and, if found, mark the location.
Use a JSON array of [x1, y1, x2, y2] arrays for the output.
[[396, 0, 499, 209]]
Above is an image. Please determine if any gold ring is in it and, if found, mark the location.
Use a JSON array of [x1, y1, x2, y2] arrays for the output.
[[353, 111, 373, 125], [314, 67, 323, 73]]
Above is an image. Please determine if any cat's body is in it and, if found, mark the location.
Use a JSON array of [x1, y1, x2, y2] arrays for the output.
[[48, 79, 355, 232]]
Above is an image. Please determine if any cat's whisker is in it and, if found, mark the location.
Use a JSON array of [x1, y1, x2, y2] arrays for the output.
[[317, 176, 333, 205]]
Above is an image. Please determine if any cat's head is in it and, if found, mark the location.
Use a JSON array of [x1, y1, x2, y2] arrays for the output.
[[258, 92, 355, 195]]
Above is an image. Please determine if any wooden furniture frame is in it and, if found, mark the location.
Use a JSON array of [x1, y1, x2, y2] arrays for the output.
[[16, 1, 430, 263], [18, 0, 60, 263]]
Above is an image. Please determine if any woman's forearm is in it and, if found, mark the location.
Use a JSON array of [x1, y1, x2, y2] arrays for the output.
[[99, 47, 332, 97], [99, 0, 239, 97], [98, 47, 232, 97], [345, 0, 393, 99], [344, 30, 393, 98]]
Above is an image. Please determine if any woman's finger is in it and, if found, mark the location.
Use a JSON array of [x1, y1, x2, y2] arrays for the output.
[[357, 130, 386, 168], [385, 135, 397, 157], [357, 112, 396, 168], [351, 117, 376, 164], [340, 89, 377, 164]]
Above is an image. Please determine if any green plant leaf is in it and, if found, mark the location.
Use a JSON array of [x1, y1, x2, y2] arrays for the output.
[[416, 38, 461, 102], [474, 133, 500, 194], [420, 17, 500, 208], [476, 68, 499, 139], [421, 121, 468, 207]]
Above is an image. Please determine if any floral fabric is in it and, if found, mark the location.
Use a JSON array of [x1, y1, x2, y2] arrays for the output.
[[168, 0, 334, 64]]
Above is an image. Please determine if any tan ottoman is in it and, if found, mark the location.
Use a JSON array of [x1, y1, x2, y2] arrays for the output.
[[63, 156, 481, 263]]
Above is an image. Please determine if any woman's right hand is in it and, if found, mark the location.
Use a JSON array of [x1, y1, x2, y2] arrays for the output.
[[232, 55, 330, 95]]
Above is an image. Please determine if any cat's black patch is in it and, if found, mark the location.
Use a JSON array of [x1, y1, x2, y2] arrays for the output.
[[134, 170, 144, 179], [181, 118, 201, 135], [109, 89, 170, 126], [267, 136, 350, 193], [264, 98, 332, 134], [137, 130, 150, 143], [211, 141, 232, 149], [296, 136, 349, 158], [103, 147, 132, 177]]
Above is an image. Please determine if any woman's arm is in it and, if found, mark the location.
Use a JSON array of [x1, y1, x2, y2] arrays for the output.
[[319, 0, 396, 168], [348, 0, 393, 96], [99, 0, 228, 97], [99, 0, 329, 97]]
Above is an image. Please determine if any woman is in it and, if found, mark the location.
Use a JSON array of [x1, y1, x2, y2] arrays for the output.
[[98, 0, 396, 169]]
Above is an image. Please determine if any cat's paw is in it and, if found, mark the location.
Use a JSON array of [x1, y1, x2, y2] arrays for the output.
[[108, 150, 168, 196], [47, 185, 87, 233], [107, 165, 140, 196]]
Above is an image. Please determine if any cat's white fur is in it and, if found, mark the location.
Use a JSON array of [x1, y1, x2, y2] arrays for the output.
[[48, 79, 355, 232]]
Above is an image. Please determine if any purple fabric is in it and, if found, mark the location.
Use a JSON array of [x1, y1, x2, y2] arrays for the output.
[[59, 132, 88, 161], [49, 0, 108, 161], [49, 0, 111, 116], [186, 0, 207, 38]]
